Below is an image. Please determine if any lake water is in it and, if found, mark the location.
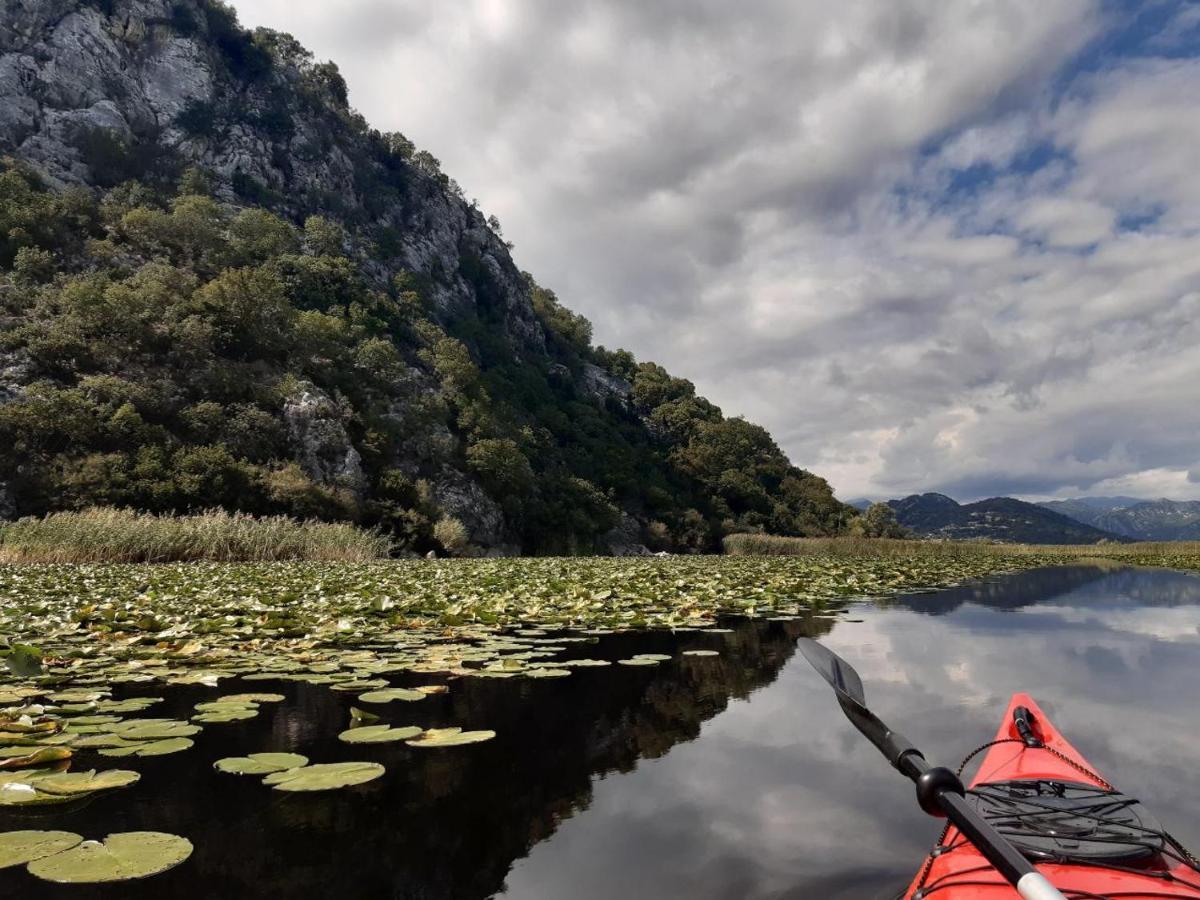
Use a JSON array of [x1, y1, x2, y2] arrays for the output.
[[3, 565, 1198, 898]]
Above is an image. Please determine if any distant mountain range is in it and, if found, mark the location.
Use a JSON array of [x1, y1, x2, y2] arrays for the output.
[[886, 494, 1128, 544], [1038, 498, 1200, 541]]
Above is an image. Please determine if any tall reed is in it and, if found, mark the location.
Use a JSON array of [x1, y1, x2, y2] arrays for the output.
[[0, 508, 392, 563]]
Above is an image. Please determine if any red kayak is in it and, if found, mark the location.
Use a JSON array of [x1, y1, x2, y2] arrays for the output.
[[903, 693, 1200, 898]]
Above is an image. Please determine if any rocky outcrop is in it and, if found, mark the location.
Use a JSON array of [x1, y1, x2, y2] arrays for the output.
[[580, 363, 631, 406], [281, 384, 363, 492], [603, 513, 651, 557], [431, 468, 510, 552]]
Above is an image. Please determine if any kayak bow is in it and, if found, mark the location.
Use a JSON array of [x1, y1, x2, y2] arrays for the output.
[[797, 638, 1200, 900], [904, 693, 1200, 898]]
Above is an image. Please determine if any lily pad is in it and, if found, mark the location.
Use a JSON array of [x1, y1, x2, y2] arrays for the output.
[[214, 752, 309, 775], [217, 693, 284, 703], [0, 746, 72, 769], [338, 725, 422, 744], [0, 830, 83, 868], [524, 668, 571, 678], [33, 769, 140, 795], [27, 831, 193, 883], [633, 653, 672, 662], [682, 650, 720, 657], [113, 721, 200, 741], [263, 761, 385, 792], [356, 688, 425, 704], [617, 658, 659, 666], [405, 727, 496, 748], [100, 737, 193, 758]]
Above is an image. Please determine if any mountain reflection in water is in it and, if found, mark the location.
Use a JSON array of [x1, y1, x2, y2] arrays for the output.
[[2, 566, 1198, 900]]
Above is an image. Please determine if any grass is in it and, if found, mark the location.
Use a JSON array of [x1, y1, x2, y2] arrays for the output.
[[722, 533, 1200, 571], [0, 507, 392, 563]]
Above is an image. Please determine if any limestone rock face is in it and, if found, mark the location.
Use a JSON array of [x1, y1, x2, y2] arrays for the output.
[[431, 468, 510, 552], [0, 0, 546, 362], [580, 363, 631, 406], [603, 513, 652, 557], [281, 384, 364, 492]]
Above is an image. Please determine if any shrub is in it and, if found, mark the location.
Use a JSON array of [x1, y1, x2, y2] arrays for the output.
[[433, 515, 470, 556]]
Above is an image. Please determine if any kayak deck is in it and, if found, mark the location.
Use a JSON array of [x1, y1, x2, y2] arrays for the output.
[[903, 693, 1200, 899]]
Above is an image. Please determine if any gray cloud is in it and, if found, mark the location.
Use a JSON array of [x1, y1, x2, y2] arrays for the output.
[[233, 0, 1200, 502]]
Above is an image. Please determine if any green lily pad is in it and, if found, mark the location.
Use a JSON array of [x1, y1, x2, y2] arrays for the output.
[[33, 769, 140, 795], [405, 728, 496, 748], [0, 830, 83, 868], [214, 752, 309, 775], [682, 650, 720, 657], [356, 688, 425, 703], [262, 761, 385, 792], [26, 831, 193, 883], [633, 653, 672, 661], [563, 659, 612, 667], [337, 725, 422, 744], [112, 721, 200, 741], [217, 693, 284, 703], [617, 658, 659, 666], [192, 709, 257, 723], [100, 737, 193, 757], [525, 668, 571, 678]]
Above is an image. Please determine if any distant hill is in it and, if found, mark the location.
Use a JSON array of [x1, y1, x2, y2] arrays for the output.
[[1041, 498, 1200, 541], [888, 493, 1127, 544]]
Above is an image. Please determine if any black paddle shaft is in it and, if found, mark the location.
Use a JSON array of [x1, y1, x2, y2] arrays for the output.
[[797, 639, 1054, 895]]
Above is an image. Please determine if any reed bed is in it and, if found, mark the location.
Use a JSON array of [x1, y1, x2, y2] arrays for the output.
[[0, 508, 392, 563], [722, 533, 1200, 571]]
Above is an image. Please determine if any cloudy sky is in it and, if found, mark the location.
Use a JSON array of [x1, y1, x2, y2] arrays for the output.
[[231, 0, 1200, 502]]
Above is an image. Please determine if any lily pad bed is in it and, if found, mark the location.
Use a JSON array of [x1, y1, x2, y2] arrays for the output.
[[0, 554, 1032, 886]]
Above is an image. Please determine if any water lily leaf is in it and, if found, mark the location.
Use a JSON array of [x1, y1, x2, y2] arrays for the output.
[[100, 737, 193, 758], [113, 721, 200, 740], [4, 644, 42, 677], [27, 831, 193, 883], [338, 725, 422, 744], [405, 728, 495, 748], [33, 769, 140, 795], [415, 685, 448, 695], [525, 668, 571, 678], [217, 693, 284, 704], [0, 830, 83, 868], [349, 707, 379, 725], [262, 761, 385, 792], [562, 659, 612, 667], [617, 658, 659, 666], [682, 650, 720, 657], [633, 653, 672, 661], [0, 746, 72, 769], [214, 752, 308, 775], [356, 688, 425, 703], [70, 734, 139, 750], [192, 709, 257, 723]]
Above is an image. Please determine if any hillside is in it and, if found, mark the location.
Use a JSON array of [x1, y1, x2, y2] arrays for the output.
[[0, 0, 850, 555], [1041, 498, 1200, 541], [888, 493, 1126, 544]]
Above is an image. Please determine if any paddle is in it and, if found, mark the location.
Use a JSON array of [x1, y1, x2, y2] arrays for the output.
[[797, 638, 1067, 900]]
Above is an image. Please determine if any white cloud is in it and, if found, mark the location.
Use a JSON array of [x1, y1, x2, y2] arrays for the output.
[[231, 0, 1200, 501]]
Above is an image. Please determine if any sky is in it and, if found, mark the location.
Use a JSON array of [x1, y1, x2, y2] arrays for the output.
[[229, 0, 1200, 503]]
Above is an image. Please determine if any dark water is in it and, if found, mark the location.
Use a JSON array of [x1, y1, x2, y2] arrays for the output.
[[3, 565, 1199, 899]]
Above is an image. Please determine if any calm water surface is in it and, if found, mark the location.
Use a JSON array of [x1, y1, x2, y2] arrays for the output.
[[2, 565, 1198, 899]]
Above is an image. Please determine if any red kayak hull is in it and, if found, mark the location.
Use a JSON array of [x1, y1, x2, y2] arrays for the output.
[[902, 693, 1200, 898]]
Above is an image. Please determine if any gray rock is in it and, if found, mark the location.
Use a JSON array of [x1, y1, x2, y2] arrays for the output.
[[581, 363, 632, 405], [603, 513, 652, 557], [431, 468, 509, 549], [281, 383, 364, 492]]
